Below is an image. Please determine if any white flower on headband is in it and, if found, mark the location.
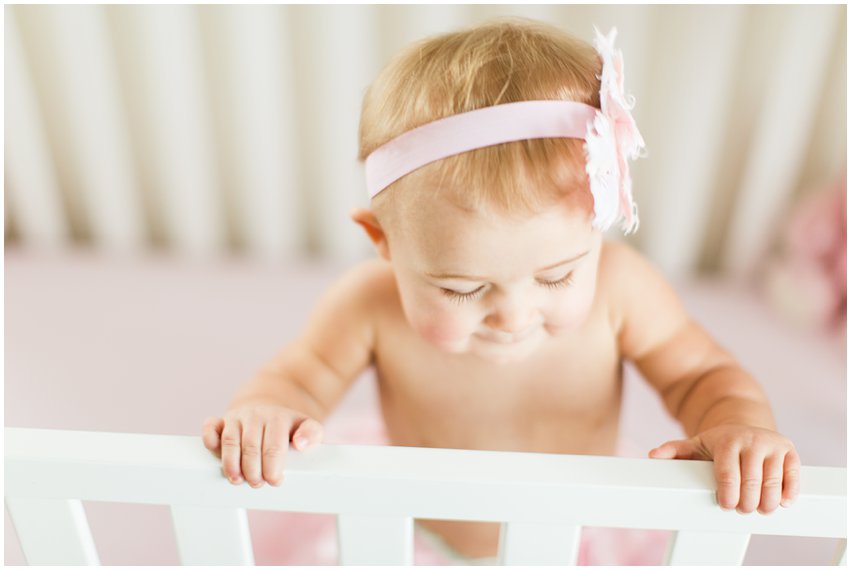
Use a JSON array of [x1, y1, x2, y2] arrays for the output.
[[584, 27, 645, 234]]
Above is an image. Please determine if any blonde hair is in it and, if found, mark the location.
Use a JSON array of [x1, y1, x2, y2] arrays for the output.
[[358, 18, 601, 221]]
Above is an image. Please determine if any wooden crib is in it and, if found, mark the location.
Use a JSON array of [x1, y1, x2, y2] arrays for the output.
[[5, 427, 846, 565]]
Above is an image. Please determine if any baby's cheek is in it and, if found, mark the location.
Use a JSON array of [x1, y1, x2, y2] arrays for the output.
[[410, 306, 472, 352], [548, 295, 594, 332]]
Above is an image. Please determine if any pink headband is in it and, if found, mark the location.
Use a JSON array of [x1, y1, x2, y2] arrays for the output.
[[364, 27, 645, 234]]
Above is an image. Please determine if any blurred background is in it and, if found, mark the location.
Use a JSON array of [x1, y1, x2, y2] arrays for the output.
[[5, 4, 846, 276], [5, 4, 847, 566]]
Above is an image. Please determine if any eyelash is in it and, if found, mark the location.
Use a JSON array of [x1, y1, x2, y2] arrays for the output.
[[442, 287, 485, 305], [440, 272, 575, 304], [541, 271, 575, 290]]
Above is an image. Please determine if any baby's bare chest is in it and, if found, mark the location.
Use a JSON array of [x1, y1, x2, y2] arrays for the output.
[[372, 312, 624, 453]]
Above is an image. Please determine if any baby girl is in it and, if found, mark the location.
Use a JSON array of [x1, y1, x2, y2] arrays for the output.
[[203, 18, 800, 562]]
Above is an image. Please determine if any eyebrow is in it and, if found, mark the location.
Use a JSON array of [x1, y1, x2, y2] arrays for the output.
[[425, 250, 591, 281]]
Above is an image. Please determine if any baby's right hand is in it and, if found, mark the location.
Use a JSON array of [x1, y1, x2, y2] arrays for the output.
[[201, 404, 323, 488]]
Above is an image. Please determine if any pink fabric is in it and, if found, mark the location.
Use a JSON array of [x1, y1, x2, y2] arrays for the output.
[[762, 170, 847, 330], [252, 513, 669, 565], [365, 100, 597, 197], [587, 27, 645, 234], [364, 28, 645, 236]]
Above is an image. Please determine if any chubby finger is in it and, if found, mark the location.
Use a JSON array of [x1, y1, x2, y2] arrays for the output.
[[649, 438, 700, 460], [713, 445, 741, 510], [241, 419, 265, 488], [738, 448, 764, 513], [291, 417, 324, 451], [781, 449, 801, 507], [220, 419, 244, 484], [262, 416, 291, 486], [758, 453, 785, 514], [202, 417, 224, 456]]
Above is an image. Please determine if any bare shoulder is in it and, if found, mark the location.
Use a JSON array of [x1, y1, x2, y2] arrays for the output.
[[596, 240, 690, 359], [333, 257, 399, 313], [292, 257, 399, 391], [597, 239, 641, 277], [596, 239, 656, 308], [307, 257, 399, 332]]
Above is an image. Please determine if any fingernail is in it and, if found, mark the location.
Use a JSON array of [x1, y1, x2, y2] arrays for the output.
[[781, 497, 796, 507], [294, 436, 307, 449]]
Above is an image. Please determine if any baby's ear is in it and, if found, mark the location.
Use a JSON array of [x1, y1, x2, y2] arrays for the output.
[[350, 208, 391, 261]]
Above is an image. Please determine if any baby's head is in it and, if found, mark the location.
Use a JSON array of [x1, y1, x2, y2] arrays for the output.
[[360, 19, 600, 222], [353, 19, 639, 364]]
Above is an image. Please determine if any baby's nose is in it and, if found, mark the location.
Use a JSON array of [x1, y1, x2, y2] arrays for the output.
[[484, 297, 536, 334]]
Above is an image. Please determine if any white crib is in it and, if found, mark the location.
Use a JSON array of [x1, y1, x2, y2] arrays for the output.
[[5, 6, 846, 566], [5, 427, 846, 566]]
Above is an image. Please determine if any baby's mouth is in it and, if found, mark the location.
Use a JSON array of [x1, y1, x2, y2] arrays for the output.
[[477, 325, 541, 345]]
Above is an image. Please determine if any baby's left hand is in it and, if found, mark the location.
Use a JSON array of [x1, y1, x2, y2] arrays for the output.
[[649, 425, 800, 514]]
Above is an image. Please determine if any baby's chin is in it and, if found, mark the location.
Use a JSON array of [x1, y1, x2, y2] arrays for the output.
[[467, 329, 549, 365], [469, 342, 541, 365], [471, 348, 536, 365], [424, 337, 537, 365], [424, 326, 565, 365]]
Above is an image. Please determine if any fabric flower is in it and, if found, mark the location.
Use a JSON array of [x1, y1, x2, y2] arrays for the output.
[[584, 27, 646, 234]]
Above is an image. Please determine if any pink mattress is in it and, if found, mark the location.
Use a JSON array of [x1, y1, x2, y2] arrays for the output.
[[5, 248, 845, 565]]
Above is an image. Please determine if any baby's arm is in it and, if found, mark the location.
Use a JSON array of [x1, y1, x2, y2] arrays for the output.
[[605, 242, 800, 514], [202, 261, 384, 488]]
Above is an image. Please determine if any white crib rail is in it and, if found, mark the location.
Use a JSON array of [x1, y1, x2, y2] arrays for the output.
[[5, 427, 846, 565]]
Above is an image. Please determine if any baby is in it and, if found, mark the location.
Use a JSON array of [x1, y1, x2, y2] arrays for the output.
[[203, 19, 800, 561]]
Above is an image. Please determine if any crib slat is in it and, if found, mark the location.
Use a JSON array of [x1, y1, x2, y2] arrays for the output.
[[199, 5, 301, 259], [29, 6, 147, 253], [397, 4, 473, 43], [108, 5, 224, 256], [337, 514, 413, 564], [722, 5, 841, 278], [498, 522, 581, 565], [665, 530, 750, 565], [5, 9, 69, 249], [292, 5, 378, 260], [170, 505, 254, 565], [5, 497, 100, 564], [637, 5, 747, 278]]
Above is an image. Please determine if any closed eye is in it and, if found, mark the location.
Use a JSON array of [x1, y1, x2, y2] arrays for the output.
[[537, 271, 574, 290], [440, 285, 485, 304]]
